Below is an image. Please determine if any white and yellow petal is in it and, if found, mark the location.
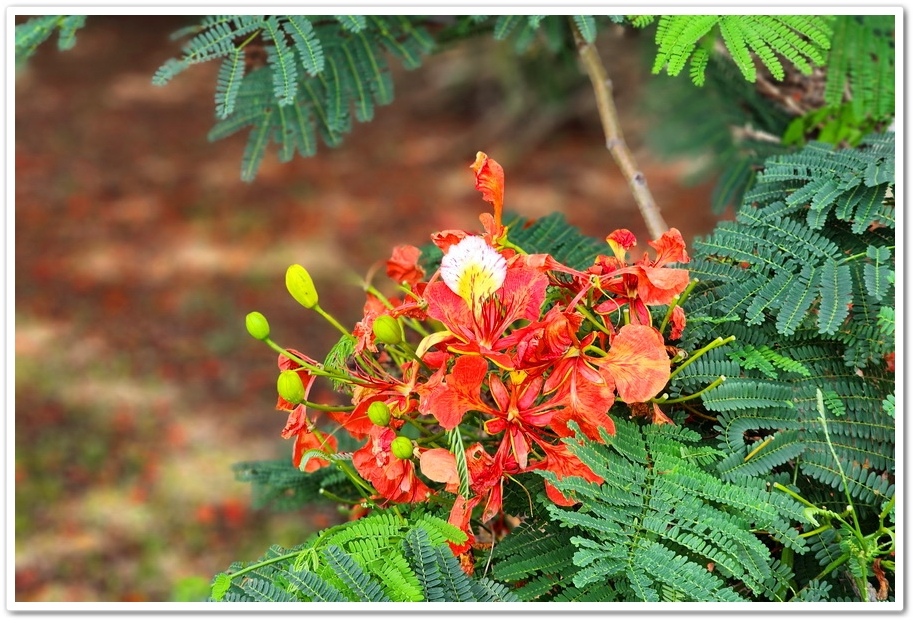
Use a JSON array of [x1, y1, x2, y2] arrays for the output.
[[440, 236, 507, 306]]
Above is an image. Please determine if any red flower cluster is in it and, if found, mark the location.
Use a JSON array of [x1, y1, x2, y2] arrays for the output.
[[269, 153, 691, 551]]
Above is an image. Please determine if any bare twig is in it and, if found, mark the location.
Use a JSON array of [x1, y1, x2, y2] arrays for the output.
[[729, 122, 784, 144], [572, 26, 669, 239]]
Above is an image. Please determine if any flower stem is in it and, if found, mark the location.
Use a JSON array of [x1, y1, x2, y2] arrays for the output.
[[659, 278, 698, 335], [577, 304, 612, 335], [313, 303, 351, 337], [263, 338, 365, 386], [669, 335, 736, 379], [300, 400, 354, 413], [652, 375, 725, 404]]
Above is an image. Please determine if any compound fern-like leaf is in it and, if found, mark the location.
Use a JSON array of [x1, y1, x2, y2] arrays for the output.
[[817, 258, 852, 335]]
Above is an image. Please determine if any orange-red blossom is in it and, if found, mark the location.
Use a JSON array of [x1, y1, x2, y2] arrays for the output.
[[271, 152, 692, 553]]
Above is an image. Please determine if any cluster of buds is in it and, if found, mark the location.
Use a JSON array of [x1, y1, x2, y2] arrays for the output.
[[247, 152, 708, 553]]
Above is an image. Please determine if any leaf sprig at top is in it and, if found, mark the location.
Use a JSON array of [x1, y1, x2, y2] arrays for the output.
[[636, 15, 833, 86], [643, 48, 793, 214], [153, 15, 436, 181], [14, 15, 87, 64]]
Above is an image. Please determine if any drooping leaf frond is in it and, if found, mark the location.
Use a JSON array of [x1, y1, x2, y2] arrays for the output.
[[231, 457, 353, 512], [15, 15, 87, 64], [638, 15, 832, 85], [155, 15, 437, 181]]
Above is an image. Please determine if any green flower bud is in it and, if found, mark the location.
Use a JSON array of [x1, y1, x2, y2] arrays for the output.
[[277, 369, 305, 405], [286, 264, 319, 309], [367, 401, 391, 427], [245, 311, 271, 341], [372, 314, 404, 345], [390, 436, 414, 460]]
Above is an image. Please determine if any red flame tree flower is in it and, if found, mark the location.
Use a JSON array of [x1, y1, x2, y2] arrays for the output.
[[253, 151, 700, 556]]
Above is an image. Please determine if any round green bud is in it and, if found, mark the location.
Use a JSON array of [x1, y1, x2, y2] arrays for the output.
[[286, 264, 319, 309], [245, 311, 271, 341], [372, 315, 404, 345], [367, 401, 392, 427], [277, 369, 305, 405], [390, 436, 414, 460]]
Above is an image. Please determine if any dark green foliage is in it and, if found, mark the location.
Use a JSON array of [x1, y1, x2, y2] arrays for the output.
[[491, 519, 584, 600], [15, 15, 86, 64], [480, 15, 620, 52], [637, 15, 832, 85], [823, 16, 895, 124], [232, 457, 353, 512], [492, 421, 808, 602], [693, 133, 894, 339], [211, 510, 517, 602], [682, 132, 895, 518], [506, 213, 607, 271], [153, 16, 436, 181]]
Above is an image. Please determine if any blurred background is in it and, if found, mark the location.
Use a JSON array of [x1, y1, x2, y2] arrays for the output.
[[13, 15, 723, 601]]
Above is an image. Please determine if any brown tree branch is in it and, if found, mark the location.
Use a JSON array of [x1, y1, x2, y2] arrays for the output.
[[572, 27, 669, 239]]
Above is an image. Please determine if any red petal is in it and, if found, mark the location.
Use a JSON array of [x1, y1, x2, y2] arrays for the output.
[[421, 355, 489, 429], [419, 448, 459, 486], [648, 228, 690, 266], [424, 281, 475, 336], [532, 441, 603, 505], [544, 481, 577, 506], [447, 495, 478, 555], [293, 429, 338, 473], [603, 324, 670, 403], [386, 245, 425, 286], [430, 229, 467, 253], [635, 265, 690, 306], [500, 265, 549, 324], [606, 229, 637, 263], [281, 404, 309, 439], [668, 305, 686, 341], [471, 151, 504, 221], [650, 403, 675, 425]]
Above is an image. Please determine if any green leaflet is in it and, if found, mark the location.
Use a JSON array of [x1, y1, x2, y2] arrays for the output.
[[210, 512, 515, 602], [823, 16, 895, 121], [642, 15, 831, 85], [154, 15, 436, 182], [283, 16, 325, 76], [15, 15, 87, 64], [502, 420, 806, 602], [214, 50, 245, 118], [817, 258, 852, 335]]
